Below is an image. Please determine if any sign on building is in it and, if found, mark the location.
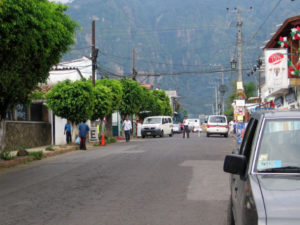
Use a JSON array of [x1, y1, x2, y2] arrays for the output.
[[264, 49, 289, 90]]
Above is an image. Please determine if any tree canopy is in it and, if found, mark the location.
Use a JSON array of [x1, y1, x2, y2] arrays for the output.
[[46, 80, 94, 124], [90, 83, 113, 121], [119, 78, 144, 116], [0, 0, 78, 120], [96, 79, 123, 112]]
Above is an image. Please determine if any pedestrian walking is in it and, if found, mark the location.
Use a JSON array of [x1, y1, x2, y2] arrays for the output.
[[78, 121, 90, 150], [123, 116, 132, 142], [183, 116, 190, 138], [64, 120, 72, 144]]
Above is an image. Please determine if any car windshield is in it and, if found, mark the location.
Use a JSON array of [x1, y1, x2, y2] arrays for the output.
[[143, 118, 161, 124], [256, 119, 300, 172], [209, 116, 226, 123]]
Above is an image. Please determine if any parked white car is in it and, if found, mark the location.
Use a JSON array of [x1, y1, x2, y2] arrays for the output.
[[206, 115, 228, 137], [141, 116, 173, 138]]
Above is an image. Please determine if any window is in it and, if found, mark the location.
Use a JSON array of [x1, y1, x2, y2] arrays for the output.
[[256, 119, 300, 172], [240, 118, 258, 162], [16, 104, 28, 121], [30, 103, 43, 121]]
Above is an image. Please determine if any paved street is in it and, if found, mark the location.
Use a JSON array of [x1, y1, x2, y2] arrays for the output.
[[0, 133, 235, 225]]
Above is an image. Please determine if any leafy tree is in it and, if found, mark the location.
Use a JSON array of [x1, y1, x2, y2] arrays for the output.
[[139, 88, 164, 119], [91, 83, 113, 121], [119, 78, 144, 117], [96, 79, 123, 111], [0, 0, 78, 149], [46, 80, 94, 124], [152, 90, 173, 116]]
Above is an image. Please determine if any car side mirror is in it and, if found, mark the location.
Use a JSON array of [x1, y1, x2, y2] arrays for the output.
[[223, 154, 247, 176]]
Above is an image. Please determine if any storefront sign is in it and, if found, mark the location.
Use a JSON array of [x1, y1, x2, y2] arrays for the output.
[[264, 49, 289, 90]]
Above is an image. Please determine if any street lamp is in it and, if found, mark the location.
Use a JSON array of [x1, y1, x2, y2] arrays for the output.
[[230, 58, 237, 70]]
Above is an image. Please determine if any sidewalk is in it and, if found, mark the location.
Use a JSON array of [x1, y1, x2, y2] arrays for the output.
[[0, 136, 143, 168]]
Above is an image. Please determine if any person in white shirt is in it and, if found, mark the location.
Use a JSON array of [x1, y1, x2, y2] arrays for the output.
[[183, 116, 190, 138], [123, 116, 132, 142]]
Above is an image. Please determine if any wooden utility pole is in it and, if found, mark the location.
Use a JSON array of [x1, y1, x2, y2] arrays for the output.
[[132, 48, 137, 80], [92, 20, 97, 86]]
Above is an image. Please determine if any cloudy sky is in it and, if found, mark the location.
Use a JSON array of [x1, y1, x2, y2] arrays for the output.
[[49, 0, 73, 3]]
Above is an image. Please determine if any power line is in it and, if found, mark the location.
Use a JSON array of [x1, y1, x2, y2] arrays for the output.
[[251, 0, 282, 39]]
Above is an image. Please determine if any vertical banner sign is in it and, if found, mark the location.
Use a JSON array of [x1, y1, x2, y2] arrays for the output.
[[264, 48, 289, 90]]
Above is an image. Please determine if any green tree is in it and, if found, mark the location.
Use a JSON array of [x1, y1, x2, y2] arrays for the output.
[[91, 83, 113, 121], [96, 79, 123, 111], [152, 90, 173, 116], [119, 78, 144, 117], [46, 80, 94, 124], [0, 0, 78, 149], [139, 88, 164, 119]]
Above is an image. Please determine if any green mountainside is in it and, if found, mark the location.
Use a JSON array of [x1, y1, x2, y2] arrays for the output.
[[62, 0, 300, 115]]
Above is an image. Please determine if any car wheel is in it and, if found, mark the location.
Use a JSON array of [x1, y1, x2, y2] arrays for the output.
[[160, 130, 164, 137], [152, 135, 156, 138], [169, 130, 173, 137], [142, 135, 145, 138], [227, 198, 235, 225], [224, 133, 228, 138], [206, 133, 210, 137]]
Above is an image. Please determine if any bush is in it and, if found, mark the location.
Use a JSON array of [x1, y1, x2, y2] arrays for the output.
[[0, 150, 15, 161], [109, 137, 117, 143], [45, 146, 54, 151], [29, 151, 43, 160]]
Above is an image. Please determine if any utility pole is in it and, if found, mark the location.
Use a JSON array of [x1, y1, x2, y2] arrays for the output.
[[215, 85, 218, 115], [219, 66, 226, 114], [237, 10, 243, 84], [91, 21, 99, 86], [132, 48, 137, 81]]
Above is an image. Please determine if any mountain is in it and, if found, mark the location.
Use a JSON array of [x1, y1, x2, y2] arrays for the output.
[[60, 0, 300, 115]]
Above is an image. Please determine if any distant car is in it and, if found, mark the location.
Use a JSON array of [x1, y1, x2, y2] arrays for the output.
[[141, 116, 173, 138], [206, 115, 228, 137], [187, 118, 200, 130], [192, 125, 202, 133], [224, 110, 300, 225], [172, 123, 181, 133]]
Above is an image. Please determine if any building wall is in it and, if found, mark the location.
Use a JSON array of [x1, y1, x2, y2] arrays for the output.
[[4, 121, 51, 150]]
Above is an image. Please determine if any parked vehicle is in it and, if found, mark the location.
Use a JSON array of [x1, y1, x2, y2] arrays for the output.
[[224, 110, 300, 225], [192, 125, 202, 133], [187, 118, 200, 130], [172, 123, 181, 133], [141, 116, 173, 138], [206, 115, 228, 137]]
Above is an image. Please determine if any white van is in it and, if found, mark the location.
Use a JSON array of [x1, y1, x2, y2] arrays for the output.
[[141, 116, 173, 138], [206, 115, 228, 137]]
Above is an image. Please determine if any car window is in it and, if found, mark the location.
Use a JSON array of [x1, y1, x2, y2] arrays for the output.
[[239, 118, 258, 163], [209, 116, 226, 123], [143, 118, 161, 124], [256, 119, 300, 172], [168, 118, 171, 123]]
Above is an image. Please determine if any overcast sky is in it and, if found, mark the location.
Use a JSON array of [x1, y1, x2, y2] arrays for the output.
[[49, 0, 73, 3]]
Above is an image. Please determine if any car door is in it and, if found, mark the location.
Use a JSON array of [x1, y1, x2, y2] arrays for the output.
[[232, 118, 258, 225]]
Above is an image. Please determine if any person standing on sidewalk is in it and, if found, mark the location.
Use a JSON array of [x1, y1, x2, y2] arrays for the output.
[[183, 116, 190, 138], [123, 116, 132, 142], [78, 121, 90, 150], [64, 120, 72, 144]]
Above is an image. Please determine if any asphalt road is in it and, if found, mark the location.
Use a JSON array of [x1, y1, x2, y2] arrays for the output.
[[0, 133, 235, 225]]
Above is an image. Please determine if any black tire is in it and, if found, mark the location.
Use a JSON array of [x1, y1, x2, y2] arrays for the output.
[[142, 135, 145, 138], [224, 133, 228, 138], [160, 130, 164, 137], [169, 130, 173, 137], [206, 133, 210, 137], [227, 198, 235, 225], [152, 135, 156, 138]]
